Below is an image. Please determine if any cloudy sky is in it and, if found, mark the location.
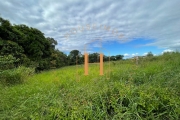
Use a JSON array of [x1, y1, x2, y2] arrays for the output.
[[0, 0, 180, 58]]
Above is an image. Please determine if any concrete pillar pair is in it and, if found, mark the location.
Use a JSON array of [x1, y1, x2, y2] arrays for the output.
[[84, 53, 103, 75]]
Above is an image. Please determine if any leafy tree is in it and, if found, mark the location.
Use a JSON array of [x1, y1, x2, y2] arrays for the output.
[[0, 17, 66, 71], [0, 55, 19, 70], [50, 50, 67, 68], [115, 55, 124, 60], [14, 24, 51, 60], [68, 50, 81, 65], [147, 51, 153, 57], [0, 17, 13, 40], [46, 37, 58, 50], [89, 53, 99, 63], [0, 40, 27, 66], [0, 40, 23, 56], [110, 56, 116, 61]]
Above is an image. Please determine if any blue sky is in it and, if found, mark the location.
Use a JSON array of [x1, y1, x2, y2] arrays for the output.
[[0, 0, 180, 58], [86, 38, 164, 58]]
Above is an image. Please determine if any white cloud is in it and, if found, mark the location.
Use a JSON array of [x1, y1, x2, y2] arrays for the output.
[[124, 53, 129, 57], [0, 0, 180, 52], [143, 53, 148, 56], [132, 53, 138, 56], [162, 49, 174, 54]]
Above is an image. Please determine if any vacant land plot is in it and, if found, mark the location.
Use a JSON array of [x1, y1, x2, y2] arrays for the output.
[[0, 53, 180, 119]]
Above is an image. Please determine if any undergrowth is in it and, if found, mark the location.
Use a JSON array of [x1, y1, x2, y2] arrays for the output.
[[0, 52, 180, 119]]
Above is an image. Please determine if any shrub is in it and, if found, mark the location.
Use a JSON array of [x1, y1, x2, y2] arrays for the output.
[[0, 66, 34, 85], [0, 55, 19, 70]]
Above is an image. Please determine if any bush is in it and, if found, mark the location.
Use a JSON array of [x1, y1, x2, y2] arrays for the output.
[[0, 66, 34, 85], [0, 55, 19, 70], [35, 59, 51, 72]]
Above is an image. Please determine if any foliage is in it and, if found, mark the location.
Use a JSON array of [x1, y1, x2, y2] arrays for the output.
[[1, 16, 179, 118], [110, 55, 124, 61], [0, 52, 180, 119], [0, 55, 19, 70], [14, 24, 51, 60], [0, 40, 27, 65], [68, 50, 82, 65], [0, 66, 34, 85], [110, 55, 116, 61], [115, 54, 124, 60], [89, 52, 99, 63], [0, 17, 68, 71], [146, 51, 153, 57], [0, 17, 124, 72]]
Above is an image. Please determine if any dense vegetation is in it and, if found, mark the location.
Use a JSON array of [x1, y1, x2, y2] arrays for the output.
[[0, 52, 180, 119], [0, 17, 68, 71], [1, 16, 179, 119], [0, 16, 124, 85], [0, 17, 124, 71]]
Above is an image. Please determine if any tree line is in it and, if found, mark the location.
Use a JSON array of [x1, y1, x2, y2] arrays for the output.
[[0, 17, 124, 72], [68, 50, 124, 65]]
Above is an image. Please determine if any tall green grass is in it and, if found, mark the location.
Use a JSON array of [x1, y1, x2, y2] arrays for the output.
[[0, 52, 180, 119]]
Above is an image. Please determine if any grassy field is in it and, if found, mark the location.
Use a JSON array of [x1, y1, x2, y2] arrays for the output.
[[0, 52, 180, 119]]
